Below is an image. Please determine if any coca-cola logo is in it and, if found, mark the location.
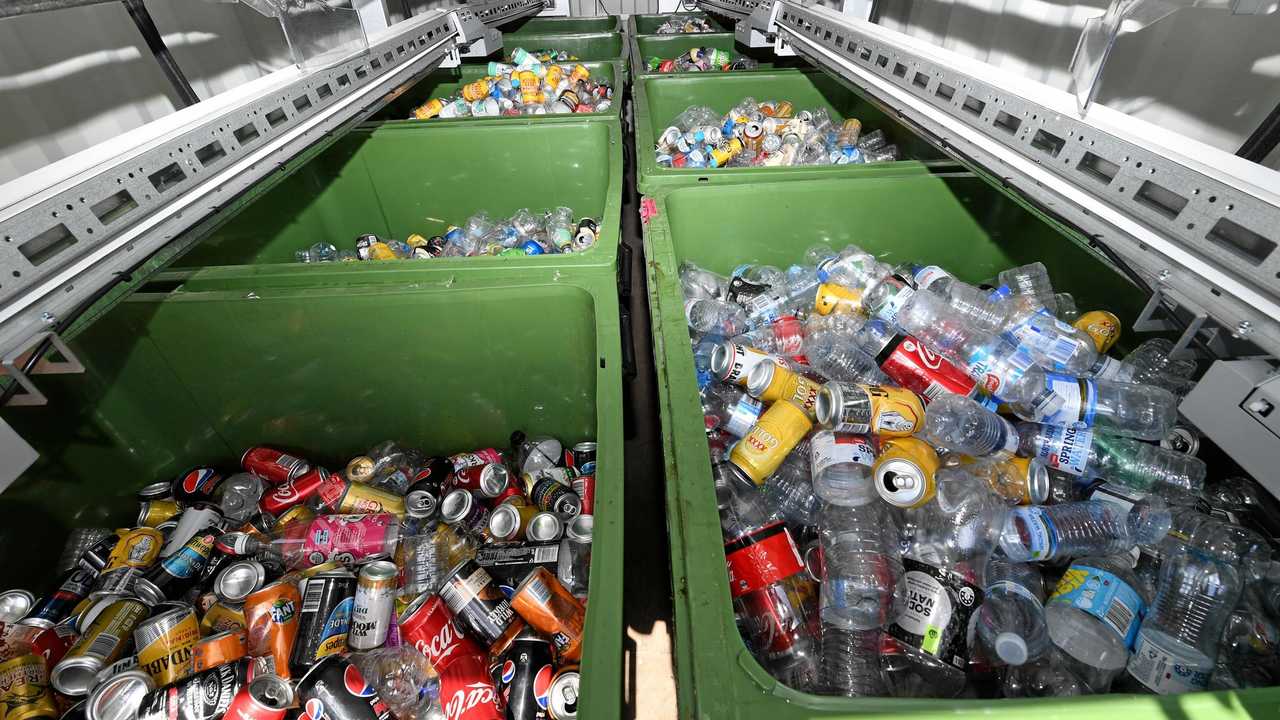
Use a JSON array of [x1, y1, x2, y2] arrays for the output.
[[901, 339, 942, 370], [444, 682, 496, 720], [414, 617, 464, 663], [270, 481, 300, 503]]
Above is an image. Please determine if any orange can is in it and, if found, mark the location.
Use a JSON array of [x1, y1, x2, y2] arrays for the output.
[[410, 98, 444, 120], [198, 601, 246, 635], [461, 79, 490, 103], [1074, 310, 1122, 353], [814, 283, 862, 315], [511, 567, 586, 662], [191, 630, 248, 672], [244, 579, 300, 679], [746, 362, 821, 420], [729, 399, 813, 485]]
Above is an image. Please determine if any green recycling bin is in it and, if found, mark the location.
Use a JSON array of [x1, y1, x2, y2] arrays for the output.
[[630, 33, 806, 77], [486, 31, 626, 64], [369, 61, 623, 125], [500, 14, 620, 34], [160, 120, 621, 274], [629, 12, 733, 35], [1, 263, 624, 719], [640, 171, 1280, 719], [633, 69, 953, 193]]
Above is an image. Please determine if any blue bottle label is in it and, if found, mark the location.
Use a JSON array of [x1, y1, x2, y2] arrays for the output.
[[1009, 507, 1057, 560], [1048, 564, 1144, 649], [1034, 424, 1093, 476]]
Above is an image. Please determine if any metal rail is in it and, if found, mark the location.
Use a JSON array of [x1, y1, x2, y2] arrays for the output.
[[765, 2, 1280, 358]]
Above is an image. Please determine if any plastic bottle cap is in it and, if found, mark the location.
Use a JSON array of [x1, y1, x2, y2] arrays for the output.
[[995, 632, 1028, 665]]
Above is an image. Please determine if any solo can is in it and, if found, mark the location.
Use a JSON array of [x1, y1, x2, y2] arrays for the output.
[[289, 571, 356, 676]]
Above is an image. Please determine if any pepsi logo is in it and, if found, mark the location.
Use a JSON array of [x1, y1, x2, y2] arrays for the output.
[[344, 664, 376, 697], [301, 698, 325, 720], [181, 468, 219, 495], [532, 665, 553, 709], [500, 660, 515, 684]]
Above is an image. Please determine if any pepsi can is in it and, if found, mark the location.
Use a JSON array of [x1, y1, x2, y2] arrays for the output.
[[295, 655, 392, 720], [493, 631, 554, 720], [172, 468, 223, 504]]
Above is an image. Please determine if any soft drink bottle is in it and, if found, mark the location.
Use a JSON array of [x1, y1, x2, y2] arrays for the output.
[[998, 497, 1171, 562], [910, 265, 1010, 333], [1001, 302, 1099, 374], [976, 554, 1049, 666], [920, 394, 1020, 460], [1124, 547, 1243, 694], [1015, 422, 1206, 499], [685, 297, 748, 336], [996, 262, 1058, 314], [763, 449, 822, 530], [1008, 375, 1178, 441], [1044, 554, 1150, 685], [809, 430, 877, 506], [700, 383, 763, 437]]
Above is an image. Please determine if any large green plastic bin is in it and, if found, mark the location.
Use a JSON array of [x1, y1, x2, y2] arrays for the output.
[[630, 33, 806, 77], [368, 61, 623, 125], [642, 171, 1279, 719], [500, 14, 620, 34], [633, 70, 953, 193], [629, 12, 732, 35], [158, 120, 621, 273], [0, 264, 624, 719], [484, 32, 626, 64]]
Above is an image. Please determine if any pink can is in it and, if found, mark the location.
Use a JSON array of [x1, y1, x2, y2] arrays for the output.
[[449, 448, 503, 473], [299, 514, 399, 567]]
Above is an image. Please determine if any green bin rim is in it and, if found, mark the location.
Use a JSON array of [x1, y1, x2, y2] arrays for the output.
[[491, 30, 628, 64], [638, 178, 1280, 719], [628, 33, 808, 78], [498, 14, 622, 34]]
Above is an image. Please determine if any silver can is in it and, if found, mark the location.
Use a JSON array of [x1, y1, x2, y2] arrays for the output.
[[349, 560, 397, 650], [214, 560, 265, 604], [86, 669, 154, 720], [527, 512, 563, 543], [0, 589, 35, 623]]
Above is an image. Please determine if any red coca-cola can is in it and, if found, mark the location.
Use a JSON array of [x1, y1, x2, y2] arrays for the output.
[[571, 474, 595, 516], [243, 447, 311, 484], [438, 649, 501, 720], [877, 334, 979, 403], [490, 484, 524, 506], [225, 674, 293, 720], [27, 622, 76, 668], [258, 467, 328, 515], [397, 593, 481, 672]]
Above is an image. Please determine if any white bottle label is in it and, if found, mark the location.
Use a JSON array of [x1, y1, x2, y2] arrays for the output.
[[1032, 373, 1097, 428], [723, 396, 764, 437], [811, 433, 876, 476], [1128, 630, 1212, 694], [1089, 483, 1139, 514], [912, 265, 952, 290], [876, 284, 916, 327], [1005, 308, 1080, 368], [1034, 425, 1093, 477], [1091, 355, 1131, 382]]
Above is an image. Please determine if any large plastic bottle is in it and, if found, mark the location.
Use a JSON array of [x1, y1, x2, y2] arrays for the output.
[[1125, 547, 1243, 694], [809, 430, 878, 507], [685, 297, 748, 336], [740, 269, 821, 328], [764, 450, 823, 530], [1016, 422, 1207, 500], [1007, 375, 1178, 441], [920, 394, 1020, 460], [679, 261, 729, 300], [998, 497, 1171, 562], [1044, 555, 1150, 682], [700, 383, 764, 438], [1001, 648, 1089, 697], [910, 264, 1009, 334], [802, 331, 890, 385], [814, 244, 891, 293], [996, 262, 1058, 314], [818, 501, 903, 631], [1001, 302, 1099, 375], [733, 315, 807, 356], [976, 554, 1050, 666]]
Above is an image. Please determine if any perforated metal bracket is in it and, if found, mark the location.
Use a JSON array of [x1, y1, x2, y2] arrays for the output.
[[453, 0, 547, 57], [771, 2, 1280, 358], [1, 332, 84, 407]]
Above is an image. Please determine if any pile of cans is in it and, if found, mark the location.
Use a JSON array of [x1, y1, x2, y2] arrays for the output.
[[653, 14, 716, 33], [655, 99, 900, 169], [0, 434, 598, 720], [295, 208, 601, 262], [644, 48, 759, 73], [409, 53, 611, 120]]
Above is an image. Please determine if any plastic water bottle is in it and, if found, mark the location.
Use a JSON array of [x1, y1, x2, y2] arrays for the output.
[[1125, 548, 1243, 694], [679, 261, 728, 300], [821, 626, 887, 696], [910, 265, 1009, 333], [1002, 648, 1089, 697], [977, 555, 1050, 666], [701, 383, 763, 437], [1016, 422, 1207, 499], [998, 497, 1171, 562], [1090, 338, 1198, 395], [859, 269, 917, 326], [920, 394, 1020, 460], [810, 430, 878, 506], [685, 297, 748, 336], [1001, 303, 1099, 375], [741, 270, 821, 327], [996, 262, 1058, 314], [1043, 555, 1149, 681], [764, 449, 822, 530], [730, 263, 786, 296], [1008, 375, 1178, 441], [932, 467, 1008, 558], [803, 331, 890, 385], [815, 244, 891, 292], [818, 501, 903, 630]]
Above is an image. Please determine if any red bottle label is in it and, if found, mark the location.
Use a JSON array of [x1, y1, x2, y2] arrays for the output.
[[724, 522, 804, 598]]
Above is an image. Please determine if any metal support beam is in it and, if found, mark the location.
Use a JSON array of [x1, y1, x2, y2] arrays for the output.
[[0, 0, 115, 19], [122, 0, 200, 108], [1238, 99, 1280, 164]]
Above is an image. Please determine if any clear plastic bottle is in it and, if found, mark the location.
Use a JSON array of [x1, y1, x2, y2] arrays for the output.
[[685, 297, 748, 336], [740, 271, 821, 327], [730, 263, 786, 296], [673, 104, 719, 131], [1008, 375, 1178, 441], [818, 501, 903, 631], [1044, 555, 1150, 682], [764, 450, 822, 530], [859, 269, 918, 326], [998, 497, 1171, 562], [1015, 422, 1207, 499], [1002, 648, 1088, 697], [679, 261, 729, 301], [976, 554, 1049, 666], [910, 265, 1009, 334], [809, 430, 878, 506], [820, 626, 886, 697], [733, 315, 807, 356], [701, 383, 764, 437], [1125, 547, 1243, 694], [815, 245, 891, 292], [802, 331, 890, 385], [1001, 302, 1099, 374], [996, 262, 1058, 314], [920, 394, 1020, 460]]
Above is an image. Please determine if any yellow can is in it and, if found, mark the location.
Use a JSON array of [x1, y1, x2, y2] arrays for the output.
[[367, 242, 395, 261], [837, 118, 863, 146], [570, 64, 590, 84], [746, 362, 821, 420], [730, 400, 813, 485], [545, 65, 565, 87], [814, 283, 862, 316], [405, 234, 429, 250], [773, 100, 794, 118], [0, 655, 57, 720], [137, 500, 180, 528], [135, 606, 201, 686], [1074, 310, 1122, 353], [104, 527, 163, 571], [272, 504, 315, 533], [816, 382, 922, 437], [461, 79, 490, 103], [995, 456, 1050, 505], [872, 437, 940, 508], [336, 481, 405, 517], [198, 601, 247, 635], [709, 138, 744, 168], [410, 98, 443, 120]]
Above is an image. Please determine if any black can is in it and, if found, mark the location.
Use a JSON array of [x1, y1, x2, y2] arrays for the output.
[[439, 560, 517, 647], [28, 567, 95, 625], [494, 631, 554, 720], [136, 658, 247, 720], [135, 525, 222, 605], [172, 468, 223, 505], [296, 655, 392, 720], [289, 571, 357, 676], [409, 455, 454, 492], [565, 442, 597, 476]]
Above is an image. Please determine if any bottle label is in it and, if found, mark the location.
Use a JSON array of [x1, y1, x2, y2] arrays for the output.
[[964, 345, 1033, 401], [1005, 308, 1080, 368], [1089, 483, 1140, 514], [880, 336, 977, 403], [912, 265, 952, 290], [1091, 355, 1132, 382], [1031, 374, 1097, 427], [769, 316, 806, 355], [1034, 425, 1093, 476], [724, 522, 804, 598], [1048, 564, 1144, 648], [987, 580, 1044, 610], [159, 532, 216, 579], [724, 396, 764, 437], [1008, 506, 1057, 560], [742, 291, 786, 324], [811, 433, 876, 476], [1128, 630, 1212, 694], [728, 268, 773, 303], [889, 558, 983, 669], [874, 280, 915, 327], [302, 514, 395, 567]]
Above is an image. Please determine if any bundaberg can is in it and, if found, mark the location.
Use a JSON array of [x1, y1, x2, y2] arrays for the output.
[[134, 605, 200, 686]]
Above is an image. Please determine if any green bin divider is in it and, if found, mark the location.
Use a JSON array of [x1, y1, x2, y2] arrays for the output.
[[633, 69, 955, 194], [500, 14, 620, 34], [159, 120, 622, 276], [641, 172, 1280, 719], [481, 31, 627, 65], [629, 12, 733, 35], [1, 264, 624, 720], [368, 61, 623, 125], [630, 33, 807, 77]]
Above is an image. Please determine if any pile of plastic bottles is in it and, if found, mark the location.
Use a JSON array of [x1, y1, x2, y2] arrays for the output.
[[656, 99, 899, 169], [644, 47, 759, 73], [409, 50, 611, 120], [682, 248, 1280, 697], [654, 13, 716, 33], [295, 207, 600, 262]]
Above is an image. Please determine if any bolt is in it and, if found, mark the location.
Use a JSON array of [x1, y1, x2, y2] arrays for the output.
[[1158, 269, 1171, 282], [40, 312, 56, 326], [1237, 320, 1253, 337]]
